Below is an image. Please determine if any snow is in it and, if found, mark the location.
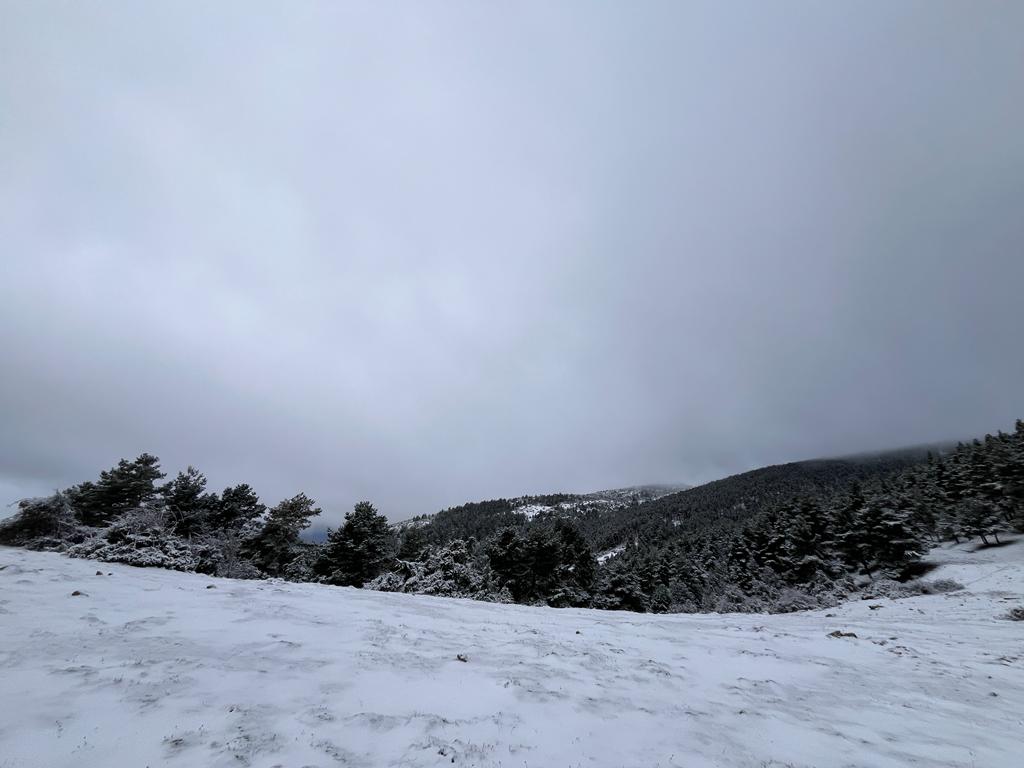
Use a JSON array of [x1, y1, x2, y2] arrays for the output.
[[512, 503, 552, 520], [581, 485, 690, 508], [597, 543, 626, 564], [393, 516, 432, 531], [1, 540, 1022, 768]]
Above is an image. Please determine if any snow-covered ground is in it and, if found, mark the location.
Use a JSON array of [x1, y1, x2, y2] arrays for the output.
[[1, 541, 1022, 768]]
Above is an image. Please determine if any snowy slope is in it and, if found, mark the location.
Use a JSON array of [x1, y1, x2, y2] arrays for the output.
[[1, 541, 1022, 768]]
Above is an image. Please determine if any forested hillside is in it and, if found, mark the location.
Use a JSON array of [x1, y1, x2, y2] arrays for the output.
[[2, 423, 1021, 614], [397, 494, 578, 546], [576, 451, 942, 552], [393, 452, 940, 560], [588, 432, 1022, 612], [394, 484, 687, 549]]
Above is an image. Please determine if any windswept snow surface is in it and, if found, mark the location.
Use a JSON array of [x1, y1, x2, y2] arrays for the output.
[[1, 542, 1022, 768]]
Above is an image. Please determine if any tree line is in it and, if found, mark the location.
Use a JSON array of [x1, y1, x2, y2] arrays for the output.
[[0, 457, 390, 586], [2, 420, 1021, 613], [586, 421, 1024, 612]]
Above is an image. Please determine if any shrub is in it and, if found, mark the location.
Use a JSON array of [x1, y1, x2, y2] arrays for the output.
[[0, 493, 79, 546]]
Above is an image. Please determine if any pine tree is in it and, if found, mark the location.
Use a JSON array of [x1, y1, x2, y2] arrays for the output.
[[71, 453, 166, 525], [244, 493, 321, 575], [987, 429, 1023, 528], [524, 524, 562, 598], [858, 495, 923, 578], [397, 525, 429, 560], [726, 532, 757, 589], [211, 484, 266, 531], [316, 501, 393, 587], [1011, 422, 1024, 531], [773, 497, 836, 584], [960, 498, 1003, 545], [593, 565, 648, 612], [162, 466, 217, 537], [485, 527, 532, 601], [828, 485, 873, 573], [650, 583, 672, 613], [556, 520, 597, 592]]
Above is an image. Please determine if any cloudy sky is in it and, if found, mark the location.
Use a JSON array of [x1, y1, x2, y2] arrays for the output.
[[2, 2, 1022, 523]]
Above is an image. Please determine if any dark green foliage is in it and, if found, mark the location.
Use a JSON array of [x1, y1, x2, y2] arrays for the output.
[[483, 519, 597, 605], [577, 452, 939, 553], [999, 422, 1024, 531], [410, 494, 577, 546], [397, 525, 429, 560], [269, 493, 321, 537], [960, 498, 1003, 545], [856, 497, 923, 577], [650, 584, 673, 613], [244, 493, 322, 576], [555, 519, 597, 593], [211, 484, 266, 531], [593, 565, 648, 612], [485, 527, 532, 600], [162, 466, 218, 537], [316, 501, 393, 586], [71, 453, 166, 526]]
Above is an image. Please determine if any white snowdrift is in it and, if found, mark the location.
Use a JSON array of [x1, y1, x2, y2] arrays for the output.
[[1, 540, 1022, 768]]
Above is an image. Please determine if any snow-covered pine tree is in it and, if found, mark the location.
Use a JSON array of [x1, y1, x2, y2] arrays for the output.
[[857, 493, 924, 578], [959, 498, 1003, 545], [210, 484, 266, 531], [485, 527, 532, 601], [71, 453, 166, 526], [162, 466, 218, 537], [315, 501, 392, 587], [0, 490, 78, 546], [244, 493, 321, 576], [592, 564, 648, 612]]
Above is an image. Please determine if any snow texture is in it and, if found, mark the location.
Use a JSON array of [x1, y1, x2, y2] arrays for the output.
[[1, 540, 1022, 768], [512, 503, 552, 520], [596, 543, 626, 564]]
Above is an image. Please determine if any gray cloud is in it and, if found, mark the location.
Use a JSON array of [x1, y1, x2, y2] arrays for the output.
[[2, 2, 1023, 522]]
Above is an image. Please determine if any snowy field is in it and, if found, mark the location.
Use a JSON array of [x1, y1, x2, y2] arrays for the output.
[[1, 542, 1022, 768]]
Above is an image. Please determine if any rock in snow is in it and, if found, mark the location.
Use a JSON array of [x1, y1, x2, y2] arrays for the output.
[[1, 540, 1022, 767]]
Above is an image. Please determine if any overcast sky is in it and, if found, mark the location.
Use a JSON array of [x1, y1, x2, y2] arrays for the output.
[[2, 2, 1022, 523]]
